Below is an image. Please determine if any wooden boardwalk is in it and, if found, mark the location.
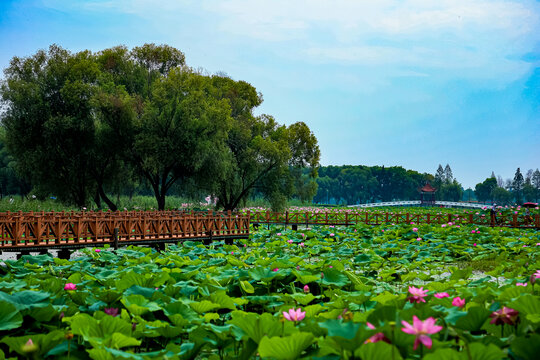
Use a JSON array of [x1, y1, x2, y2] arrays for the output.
[[247, 210, 540, 229], [0, 210, 249, 256], [0, 209, 537, 258]]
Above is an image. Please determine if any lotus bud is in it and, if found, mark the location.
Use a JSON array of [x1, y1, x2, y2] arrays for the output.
[[21, 339, 39, 354]]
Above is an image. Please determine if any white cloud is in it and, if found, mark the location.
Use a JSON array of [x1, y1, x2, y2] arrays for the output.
[[40, 0, 540, 85]]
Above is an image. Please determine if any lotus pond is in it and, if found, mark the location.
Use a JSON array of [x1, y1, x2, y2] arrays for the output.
[[0, 222, 539, 359]]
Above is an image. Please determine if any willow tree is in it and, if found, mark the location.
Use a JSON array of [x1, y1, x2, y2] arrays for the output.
[[1, 45, 99, 206], [208, 75, 320, 211]]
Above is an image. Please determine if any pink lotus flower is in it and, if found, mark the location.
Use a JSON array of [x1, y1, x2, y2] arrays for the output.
[[299, 242, 305, 247], [365, 322, 390, 344], [104, 307, 119, 316], [283, 308, 306, 322], [64, 283, 77, 291], [434, 292, 449, 299], [441, 224, 446, 228], [490, 307, 519, 325], [401, 316, 442, 350], [277, 233, 282, 236], [534, 270, 540, 279], [231, 251, 234, 255], [95, 248, 101, 253], [473, 243, 477, 246], [416, 237, 422, 241], [408, 286, 428, 303], [516, 283, 527, 286], [471, 230, 475, 234], [329, 233, 335, 237], [412, 228, 418, 232], [303, 285, 310, 293], [272, 268, 279, 272], [287, 239, 293, 244], [452, 297, 465, 308]]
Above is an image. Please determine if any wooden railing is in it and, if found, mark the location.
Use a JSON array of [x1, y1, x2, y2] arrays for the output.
[[247, 211, 540, 229], [0, 210, 250, 251], [0, 209, 537, 253]]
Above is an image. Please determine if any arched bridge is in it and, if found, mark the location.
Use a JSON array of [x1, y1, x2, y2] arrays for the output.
[[349, 201, 486, 209]]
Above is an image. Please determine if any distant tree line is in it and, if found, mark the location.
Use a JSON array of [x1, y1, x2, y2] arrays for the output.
[[0, 44, 320, 210], [475, 168, 540, 205], [313, 164, 464, 205]]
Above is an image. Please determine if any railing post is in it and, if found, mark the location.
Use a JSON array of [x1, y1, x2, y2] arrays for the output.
[[113, 227, 119, 250], [512, 214, 517, 227]]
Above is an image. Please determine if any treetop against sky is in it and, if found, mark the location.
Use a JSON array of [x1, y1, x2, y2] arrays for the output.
[[0, 0, 538, 188]]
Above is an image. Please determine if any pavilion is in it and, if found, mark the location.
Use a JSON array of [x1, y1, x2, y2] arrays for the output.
[[419, 183, 437, 206]]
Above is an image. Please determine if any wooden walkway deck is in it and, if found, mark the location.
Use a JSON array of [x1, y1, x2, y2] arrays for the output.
[[0, 210, 249, 256], [0, 209, 537, 258], [247, 210, 540, 229]]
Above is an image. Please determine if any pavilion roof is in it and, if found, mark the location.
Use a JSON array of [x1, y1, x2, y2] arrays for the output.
[[419, 183, 437, 193]]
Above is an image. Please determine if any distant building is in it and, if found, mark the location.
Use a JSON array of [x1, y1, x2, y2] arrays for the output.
[[419, 183, 437, 206]]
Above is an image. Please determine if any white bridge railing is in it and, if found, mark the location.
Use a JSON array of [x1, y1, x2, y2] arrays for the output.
[[349, 201, 485, 209]]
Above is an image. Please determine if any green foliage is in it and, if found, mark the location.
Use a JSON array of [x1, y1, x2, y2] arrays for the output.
[[0, 217, 538, 358], [1, 44, 320, 211]]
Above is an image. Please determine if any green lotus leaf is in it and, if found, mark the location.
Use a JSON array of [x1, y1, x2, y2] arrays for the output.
[[96, 289, 123, 304], [88, 347, 169, 360], [423, 348, 462, 360], [25, 303, 58, 322], [0, 280, 27, 291], [163, 300, 199, 321], [319, 319, 372, 353], [189, 300, 221, 314], [240, 280, 255, 294], [1, 330, 65, 357], [203, 313, 220, 323], [510, 334, 540, 360], [229, 311, 290, 344], [367, 306, 397, 326], [0, 300, 22, 330], [354, 341, 403, 360], [258, 333, 315, 360], [467, 342, 505, 360], [249, 267, 281, 281], [509, 294, 540, 317], [321, 268, 350, 287], [88, 332, 141, 349], [0, 290, 50, 311], [292, 270, 321, 284], [121, 294, 162, 316], [455, 306, 491, 332], [67, 313, 132, 339], [209, 290, 247, 309], [288, 292, 317, 306], [320, 319, 361, 339]]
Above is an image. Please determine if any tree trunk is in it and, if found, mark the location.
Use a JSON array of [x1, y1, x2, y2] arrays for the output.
[[157, 192, 166, 210], [94, 189, 102, 209], [97, 183, 118, 211]]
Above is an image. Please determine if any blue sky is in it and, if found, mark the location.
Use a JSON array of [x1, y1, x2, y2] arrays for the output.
[[1, 0, 539, 188]]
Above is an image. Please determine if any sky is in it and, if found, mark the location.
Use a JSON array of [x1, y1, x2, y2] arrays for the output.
[[0, 0, 539, 189]]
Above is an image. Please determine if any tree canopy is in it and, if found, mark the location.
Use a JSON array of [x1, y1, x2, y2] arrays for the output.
[[0, 44, 320, 210]]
